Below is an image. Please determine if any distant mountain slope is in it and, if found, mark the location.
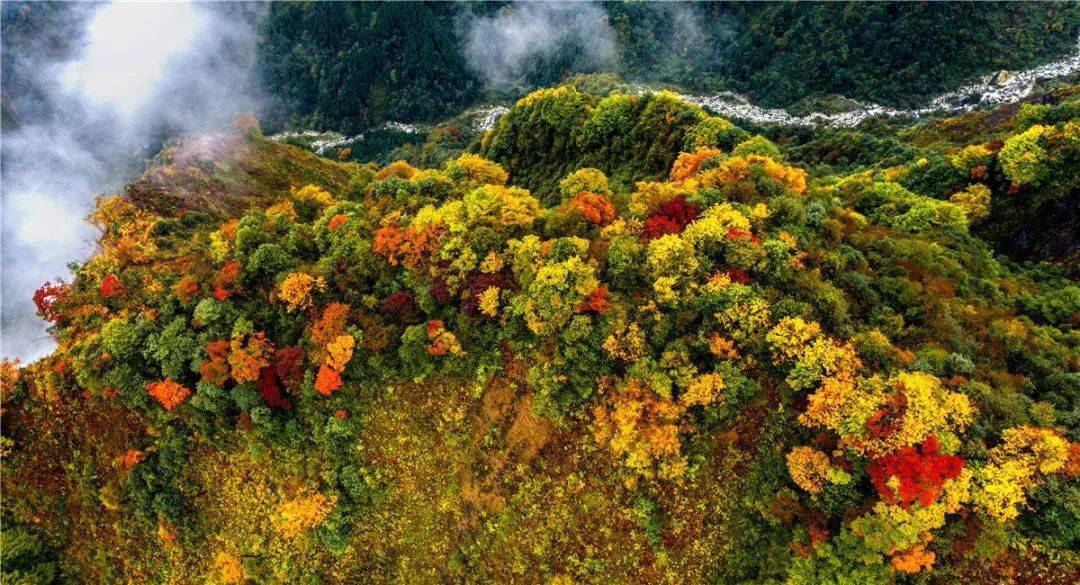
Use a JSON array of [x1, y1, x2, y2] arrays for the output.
[[255, 1, 1080, 133], [122, 118, 357, 218], [715, 1, 1080, 108], [256, 1, 479, 134]]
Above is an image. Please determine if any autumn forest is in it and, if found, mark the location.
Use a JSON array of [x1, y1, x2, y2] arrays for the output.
[[2, 2, 1080, 584]]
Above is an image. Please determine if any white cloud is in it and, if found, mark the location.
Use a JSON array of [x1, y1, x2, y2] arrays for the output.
[[1, 1, 264, 361], [60, 3, 204, 112], [462, 1, 617, 87]]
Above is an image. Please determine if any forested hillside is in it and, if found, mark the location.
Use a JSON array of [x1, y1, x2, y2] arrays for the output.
[[256, 2, 478, 134], [764, 84, 1080, 269], [3, 1, 1080, 582], [3, 83, 1078, 582], [257, 1, 1080, 132], [710, 1, 1080, 108]]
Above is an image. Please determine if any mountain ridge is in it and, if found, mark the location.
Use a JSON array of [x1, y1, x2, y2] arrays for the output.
[[3, 82, 1078, 582]]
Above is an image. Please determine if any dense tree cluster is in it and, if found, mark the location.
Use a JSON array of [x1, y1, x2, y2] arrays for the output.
[[715, 2, 1080, 108], [256, 1, 479, 133]]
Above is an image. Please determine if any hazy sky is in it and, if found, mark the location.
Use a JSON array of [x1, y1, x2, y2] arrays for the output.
[[1, 1, 263, 361]]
